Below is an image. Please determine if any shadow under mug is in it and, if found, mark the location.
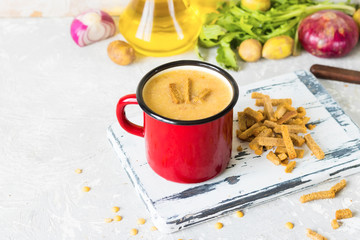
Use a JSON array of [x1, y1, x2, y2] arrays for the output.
[[116, 60, 239, 183]]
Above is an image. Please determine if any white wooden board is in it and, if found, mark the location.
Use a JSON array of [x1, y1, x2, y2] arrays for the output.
[[107, 70, 360, 233]]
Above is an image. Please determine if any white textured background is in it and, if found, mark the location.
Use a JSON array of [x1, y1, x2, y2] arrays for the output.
[[0, 0, 130, 17], [0, 0, 357, 17], [0, 2, 360, 239]]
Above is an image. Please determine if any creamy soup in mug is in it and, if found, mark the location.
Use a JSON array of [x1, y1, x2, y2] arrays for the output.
[[142, 69, 233, 121]]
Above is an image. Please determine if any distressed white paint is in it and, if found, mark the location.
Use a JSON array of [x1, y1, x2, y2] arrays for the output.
[[0, 17, 360, 239], [108, 71, 360, 233], [0, 0, 130, 17]]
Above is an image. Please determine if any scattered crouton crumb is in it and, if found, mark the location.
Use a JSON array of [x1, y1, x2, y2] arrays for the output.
[[335, 209, 353, 220], [281, 159, 289, 166], [304, 134, 325, 160], [285, 161, 296, 173], [331, 219, 340, 229], [130, 228, 138, 235], [300, 190, 335, 203], [267, 151, 281, 165], [307, 124, 316, 130], [277, 153, 288, 161], [330, 179, 346, 194], [82, 186, 91, 192], [137, 218, 146, 225], [236, 210, 244, 218], [112, 206, 120, 213], [306, 228, 327, 240], [285, 222, 294, 229], [215, 222, 223, 229]]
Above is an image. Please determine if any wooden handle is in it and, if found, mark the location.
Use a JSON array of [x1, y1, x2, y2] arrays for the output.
[[310, 64, 360, 84]]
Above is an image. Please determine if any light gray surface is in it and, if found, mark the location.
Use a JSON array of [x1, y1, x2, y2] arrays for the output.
[[0, 18, 360, 239]]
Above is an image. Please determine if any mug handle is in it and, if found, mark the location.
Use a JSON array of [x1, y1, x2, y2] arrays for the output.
[[116, 94, 144, 137]]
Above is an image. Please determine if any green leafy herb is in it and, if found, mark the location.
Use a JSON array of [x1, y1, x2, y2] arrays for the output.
[[198, 0, 356, 70]]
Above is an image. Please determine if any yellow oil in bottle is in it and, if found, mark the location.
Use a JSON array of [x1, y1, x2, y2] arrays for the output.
[[191, 0, 219, 15], [119, 0, 202, 57]]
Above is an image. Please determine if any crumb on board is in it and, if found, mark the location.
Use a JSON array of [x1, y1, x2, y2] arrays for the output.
[[267, 151, 281, 165], [280, 159, 289, 166], [114, 215, 122, 222], [307, 124, 316, 130], [237, 93, 326, 174], [304, 134, 324, 160], [75, 168, 82, 174], [285, 161, 296, 173], [281, 125, 296, 159], [277, 152, 287, 161]]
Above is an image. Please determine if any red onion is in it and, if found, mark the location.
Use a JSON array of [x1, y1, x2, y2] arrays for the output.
[[71, 10, 116, 47], [298, 10, 359, 58]]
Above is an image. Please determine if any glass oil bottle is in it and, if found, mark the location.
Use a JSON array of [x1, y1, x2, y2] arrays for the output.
[[119, 0, 202, 57]]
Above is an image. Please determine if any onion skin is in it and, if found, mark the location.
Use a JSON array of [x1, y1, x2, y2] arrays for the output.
[[298, 10, 359, 58], [71, 10, 116, 47]]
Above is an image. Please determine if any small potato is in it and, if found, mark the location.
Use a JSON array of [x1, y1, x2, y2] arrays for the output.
[[107, 40, 135, 65], [354, 9, 360, 31], [241, 0, 271, 11], [262, 35, 294, 60], [238, 39, 262, 62]]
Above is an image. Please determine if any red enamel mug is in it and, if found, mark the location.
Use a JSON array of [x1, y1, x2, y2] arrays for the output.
[[116, 60, 239, 183]]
